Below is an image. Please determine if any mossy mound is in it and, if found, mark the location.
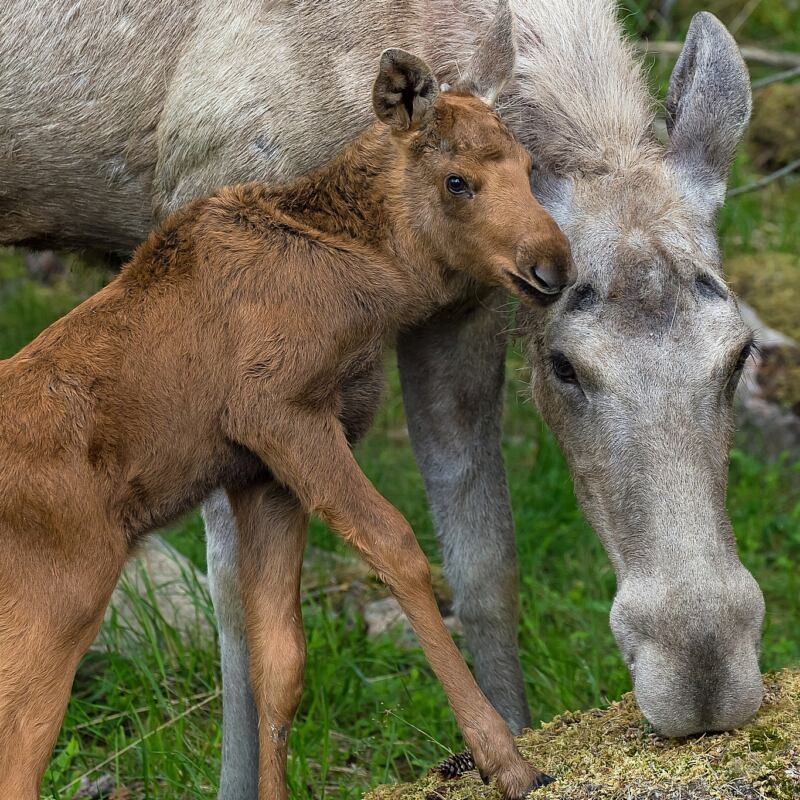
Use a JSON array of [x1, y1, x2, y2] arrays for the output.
[[748, 84, 800, 172], [366, 670, 800, 800]]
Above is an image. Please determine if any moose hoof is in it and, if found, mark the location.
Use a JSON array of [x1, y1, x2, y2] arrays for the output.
[[498, 767, 555, 799]]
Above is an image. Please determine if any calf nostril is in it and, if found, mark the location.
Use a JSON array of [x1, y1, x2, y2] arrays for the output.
[[530, 261, 564, 294]]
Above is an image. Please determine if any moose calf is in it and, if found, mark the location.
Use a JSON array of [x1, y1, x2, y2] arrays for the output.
[[0, 48, 573, 799]]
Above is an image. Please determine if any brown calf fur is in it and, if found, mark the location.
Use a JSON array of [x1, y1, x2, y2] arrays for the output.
[[0, 49, 572, 800]]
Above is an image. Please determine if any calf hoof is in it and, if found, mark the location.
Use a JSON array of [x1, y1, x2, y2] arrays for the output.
[[526, 772, 554, 792], [499, 768, 554, 799]]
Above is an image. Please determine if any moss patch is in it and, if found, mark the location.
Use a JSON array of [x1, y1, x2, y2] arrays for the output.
[[725, 252, 800, 341], [724, 252, 800, 410], [748, 84, 800, 173], [366, 670, 800, 800]]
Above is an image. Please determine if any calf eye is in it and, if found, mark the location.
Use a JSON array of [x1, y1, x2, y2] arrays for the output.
[[445, 175, 469, 195], [551, 352, 578, 384]]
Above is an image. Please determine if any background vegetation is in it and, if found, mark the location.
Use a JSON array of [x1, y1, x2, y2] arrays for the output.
[[0, 2, 798, 798]]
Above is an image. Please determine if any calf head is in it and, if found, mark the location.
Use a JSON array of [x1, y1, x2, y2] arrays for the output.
[[370, 1, 574, 305]]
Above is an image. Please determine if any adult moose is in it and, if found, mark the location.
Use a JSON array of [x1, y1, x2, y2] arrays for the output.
[[0, 0, 765, 795]]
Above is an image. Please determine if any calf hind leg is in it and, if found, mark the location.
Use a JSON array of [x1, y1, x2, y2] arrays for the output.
[[0, 533, 124, 799], [227, 483, 309, 800]]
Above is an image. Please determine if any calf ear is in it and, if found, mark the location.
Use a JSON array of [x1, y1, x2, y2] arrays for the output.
[[456, 0, 516, 107], [372, 49, 439, 131], [665, 12, 751, 212]]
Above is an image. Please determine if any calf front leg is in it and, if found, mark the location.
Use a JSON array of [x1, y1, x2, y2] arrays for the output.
[[228, 409, 549, 799], [397, 293, 530, 733]]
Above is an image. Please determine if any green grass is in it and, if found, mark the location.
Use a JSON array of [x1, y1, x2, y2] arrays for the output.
[[1, 242, 798, 799]]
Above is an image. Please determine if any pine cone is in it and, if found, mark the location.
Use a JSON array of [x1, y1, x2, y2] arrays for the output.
[[435, 750, 476, 779]]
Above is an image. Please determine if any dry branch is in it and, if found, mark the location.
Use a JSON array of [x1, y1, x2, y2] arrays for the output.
[[728, 158, 800, 197], [752, 65, 800, 90]]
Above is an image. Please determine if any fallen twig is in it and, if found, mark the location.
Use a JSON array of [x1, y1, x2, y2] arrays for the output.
[[59, 689, 221, 797], [728, 158, 800, 197], [637, 40, 800, 69]]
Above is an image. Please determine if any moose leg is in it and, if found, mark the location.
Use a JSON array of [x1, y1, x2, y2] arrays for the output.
[[397, 293, 531, 732], [0, 530, 123, 799], [226, 483, 308, 800], [229, 411, 548, 799], [204, 491, 259, 800]]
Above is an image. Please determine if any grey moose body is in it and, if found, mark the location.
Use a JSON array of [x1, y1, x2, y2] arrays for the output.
[[0, 0, 765, 794]]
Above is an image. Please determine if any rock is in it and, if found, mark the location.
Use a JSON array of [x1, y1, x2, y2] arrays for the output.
[[301, 546, 373, 593], [362, 596, 463, 643], [735, 301, 800, 460], [363, 597, 413, 638], [92, 536, 213, 653], [722, 252, 800, 458], [71, 774, 116, 799], [365, 670, 800, 800]]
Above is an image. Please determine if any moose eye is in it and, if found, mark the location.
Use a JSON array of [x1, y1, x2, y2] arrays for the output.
[[727, 340, 755, 393], [445, 175, 469, 195], [551, 352, 578, 384], [734, 342, 753, 373], [730, 341, 754, 382]]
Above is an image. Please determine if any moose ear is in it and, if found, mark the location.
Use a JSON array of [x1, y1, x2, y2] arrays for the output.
[[665, 12, 752, 212], [456, 0, 516, 107], [372, 49, 439, 131]]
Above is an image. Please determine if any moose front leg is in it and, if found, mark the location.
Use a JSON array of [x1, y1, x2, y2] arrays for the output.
[[230, 409, 550, 799], [397, 293, 531, 733], [204, 491, 259, 800]]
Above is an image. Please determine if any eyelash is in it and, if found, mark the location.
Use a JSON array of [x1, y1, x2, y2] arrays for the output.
[[734, 340, 758, 373]]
